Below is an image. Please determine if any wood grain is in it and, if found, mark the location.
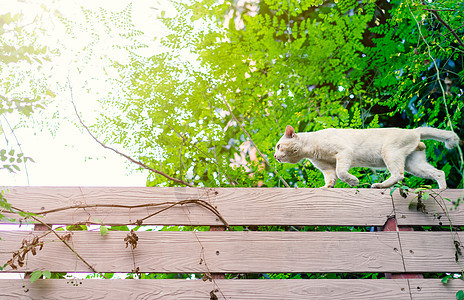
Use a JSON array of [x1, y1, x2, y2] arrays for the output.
[[0, 279, 411, 300], [400, 231, 464, 272], [394, 189, 464, 226], [0, 231, 403, 273], [409, 279, 464, 300], [1, 187, 394, 226]]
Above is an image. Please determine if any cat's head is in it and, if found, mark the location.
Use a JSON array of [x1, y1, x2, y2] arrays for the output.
[[274, 125, 304, 164]]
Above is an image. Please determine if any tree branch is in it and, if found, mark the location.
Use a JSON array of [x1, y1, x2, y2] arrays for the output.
[[424, 8, 464, 48], [67, 79, 193, 187]]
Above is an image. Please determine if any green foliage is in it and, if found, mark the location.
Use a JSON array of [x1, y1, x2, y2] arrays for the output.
[[457, 290, 464, 300], [0, 149, 34, 173], [100, 225, 108, 236], [0, 8, 55, 175], [86, 273, 114, 279], [442, 274, 452, 284], [30, 270, 51, 283], [365, 0, 464, 187]]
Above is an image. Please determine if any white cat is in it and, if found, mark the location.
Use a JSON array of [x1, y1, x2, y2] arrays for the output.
[[274, 125, 460, 189]]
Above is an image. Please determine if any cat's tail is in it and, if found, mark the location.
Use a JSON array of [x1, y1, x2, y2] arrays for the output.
[[414, 127, 460, 149]]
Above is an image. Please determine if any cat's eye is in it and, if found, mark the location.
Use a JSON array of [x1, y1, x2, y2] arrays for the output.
[[277, 144, 280, 150]]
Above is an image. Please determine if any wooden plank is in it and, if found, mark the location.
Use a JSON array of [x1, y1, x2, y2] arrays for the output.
[[1, 187, 394, 226], [382, 217, 424, 280], [400, 232, 463, 272], [209, 225, 226, 280], [0, 231, 404, 273], [409, 279, 464, 300], [394, 189, 464, 226], [0, 279, 411, 300]]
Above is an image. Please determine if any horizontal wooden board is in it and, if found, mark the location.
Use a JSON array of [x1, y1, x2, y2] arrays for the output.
[[0, 231, 403, 273], [1, 278, 460, 300], [400, 232, 464, 272], [1, 187, 395, 226], [0, 279, 411, 300], [394, 189, 464, 226], [409, 278, 464, 300]]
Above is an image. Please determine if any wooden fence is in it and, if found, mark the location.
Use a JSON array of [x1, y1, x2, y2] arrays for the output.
[[1, 186, 464, 299]]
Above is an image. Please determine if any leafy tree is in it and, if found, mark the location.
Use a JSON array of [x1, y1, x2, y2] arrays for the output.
[[97, 0, 377, 188], [0, 9, 55, 174]]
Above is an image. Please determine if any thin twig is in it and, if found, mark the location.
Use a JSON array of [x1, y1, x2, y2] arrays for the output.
[[166, 123, 213, 161], [1, 116, 30, 184], [443, 24, 464, 36], [424, 8, 457, 12], [67, 78, 193, 187], [220, 95, 290, 188]]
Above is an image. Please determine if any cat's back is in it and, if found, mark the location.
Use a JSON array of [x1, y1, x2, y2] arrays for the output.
[[317, 127, 413, 135], [312, 127, 416, 146], [314, 127, 405, 137]]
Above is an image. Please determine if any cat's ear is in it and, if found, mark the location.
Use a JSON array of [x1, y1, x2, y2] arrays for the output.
[[285, 125, 296, 138]]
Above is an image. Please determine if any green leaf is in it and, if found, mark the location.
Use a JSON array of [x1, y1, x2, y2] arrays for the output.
[[456, 290, 464, 300], [422, 192, 430, 201], [25, 157, 35, 163], [30, 270, 43, 283], [390, 186, 398, 196], [441, 275, 451, 284], [42, 270, 51, 279], [110, 225, 129, 231], [100, 225, 108, 236]]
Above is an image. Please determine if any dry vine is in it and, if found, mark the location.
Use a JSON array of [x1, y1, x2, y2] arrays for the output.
[[7, 205, 105, 277], [22, 199, 229, 229], [4, 195, 230, 299]]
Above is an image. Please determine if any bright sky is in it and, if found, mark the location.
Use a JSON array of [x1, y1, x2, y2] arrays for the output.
[[0, 0, 176, 186]]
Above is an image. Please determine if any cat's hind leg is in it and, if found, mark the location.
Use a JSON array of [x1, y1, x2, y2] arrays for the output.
[[405, 150, 446, 189]]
